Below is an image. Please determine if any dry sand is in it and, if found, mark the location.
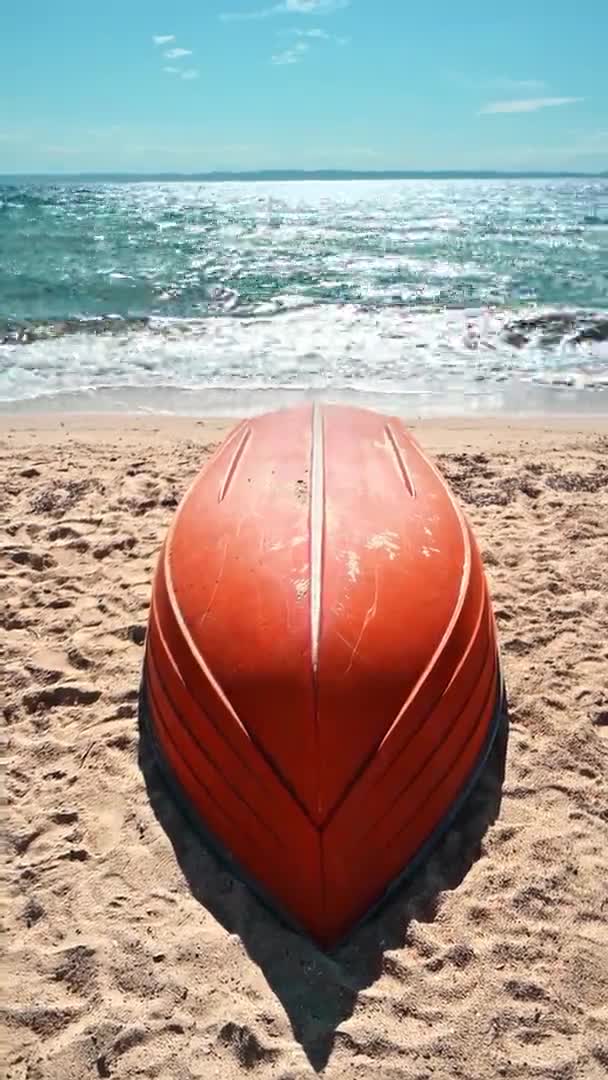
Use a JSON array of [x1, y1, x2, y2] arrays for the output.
[[1, 412, 607, 1080]]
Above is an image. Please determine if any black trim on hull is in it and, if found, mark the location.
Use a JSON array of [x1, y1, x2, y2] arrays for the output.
[[138, 656, 508, 952]]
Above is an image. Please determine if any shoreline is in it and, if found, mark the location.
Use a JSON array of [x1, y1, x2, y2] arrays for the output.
[[3, 406, 608, 431], [2, 380, 608, 427]]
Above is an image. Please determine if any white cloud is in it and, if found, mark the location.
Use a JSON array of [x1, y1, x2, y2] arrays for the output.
[[221, 0, 348, 21], [272, 38, 311, 63], [162, 64, 199, 79], [492, 79, 546, 91], [153, 35, 175, 45], [291, 27, 329, 37], [272, 47, 303, 64], [480, 97, 584, 115], [283, 0, 344, 10], [284, 26, 348, 44], [164, 47, 193, 59], [273, 23, 349, 62], [450, 73, 547, 92]]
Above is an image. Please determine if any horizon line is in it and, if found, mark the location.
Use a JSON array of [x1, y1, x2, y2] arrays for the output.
[[1, 168, 607, 181]]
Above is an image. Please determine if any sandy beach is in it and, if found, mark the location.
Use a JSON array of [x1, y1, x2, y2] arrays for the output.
[[2, 411, 607, 1080]]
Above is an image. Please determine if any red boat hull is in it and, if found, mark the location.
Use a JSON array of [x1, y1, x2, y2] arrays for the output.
[[141, 404, 505, 948]]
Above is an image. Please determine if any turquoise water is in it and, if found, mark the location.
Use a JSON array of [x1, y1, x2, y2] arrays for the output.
[[1, 177, 607, 409]]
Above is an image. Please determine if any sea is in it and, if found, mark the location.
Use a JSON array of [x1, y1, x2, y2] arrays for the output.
[[1, 176, 607, 417]]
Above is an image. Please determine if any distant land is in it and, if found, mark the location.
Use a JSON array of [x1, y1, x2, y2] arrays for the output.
[[1, 169, 607, 184]]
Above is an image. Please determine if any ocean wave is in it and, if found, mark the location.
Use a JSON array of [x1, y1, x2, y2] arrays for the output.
[[2, 305, 607, 348], [2, 178, 607, 407], [1, 304, 607, 405]]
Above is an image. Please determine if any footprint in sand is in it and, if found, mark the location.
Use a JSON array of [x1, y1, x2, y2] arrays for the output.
[[72, 598, 104, 629], [83, 802, 126, 858], [27, 647, 73, 680], [52, 944, 98, 995], [3, 547, 56, 572], [93, 535, 137, 560], [22, 684, 101, 713], [217, 1020, 280, 1069]]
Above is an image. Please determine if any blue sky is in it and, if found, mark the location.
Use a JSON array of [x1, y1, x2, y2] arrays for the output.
[[1, 0, 607, 173]]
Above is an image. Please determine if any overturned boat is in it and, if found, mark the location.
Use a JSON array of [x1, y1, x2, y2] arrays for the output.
[[140, 404, 506, 948]]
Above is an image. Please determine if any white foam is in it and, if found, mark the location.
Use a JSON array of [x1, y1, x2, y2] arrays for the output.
[[1, 303, 606, 404]]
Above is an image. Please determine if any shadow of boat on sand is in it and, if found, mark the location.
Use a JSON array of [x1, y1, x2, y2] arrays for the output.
[[138, 694, 509, 1073]]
